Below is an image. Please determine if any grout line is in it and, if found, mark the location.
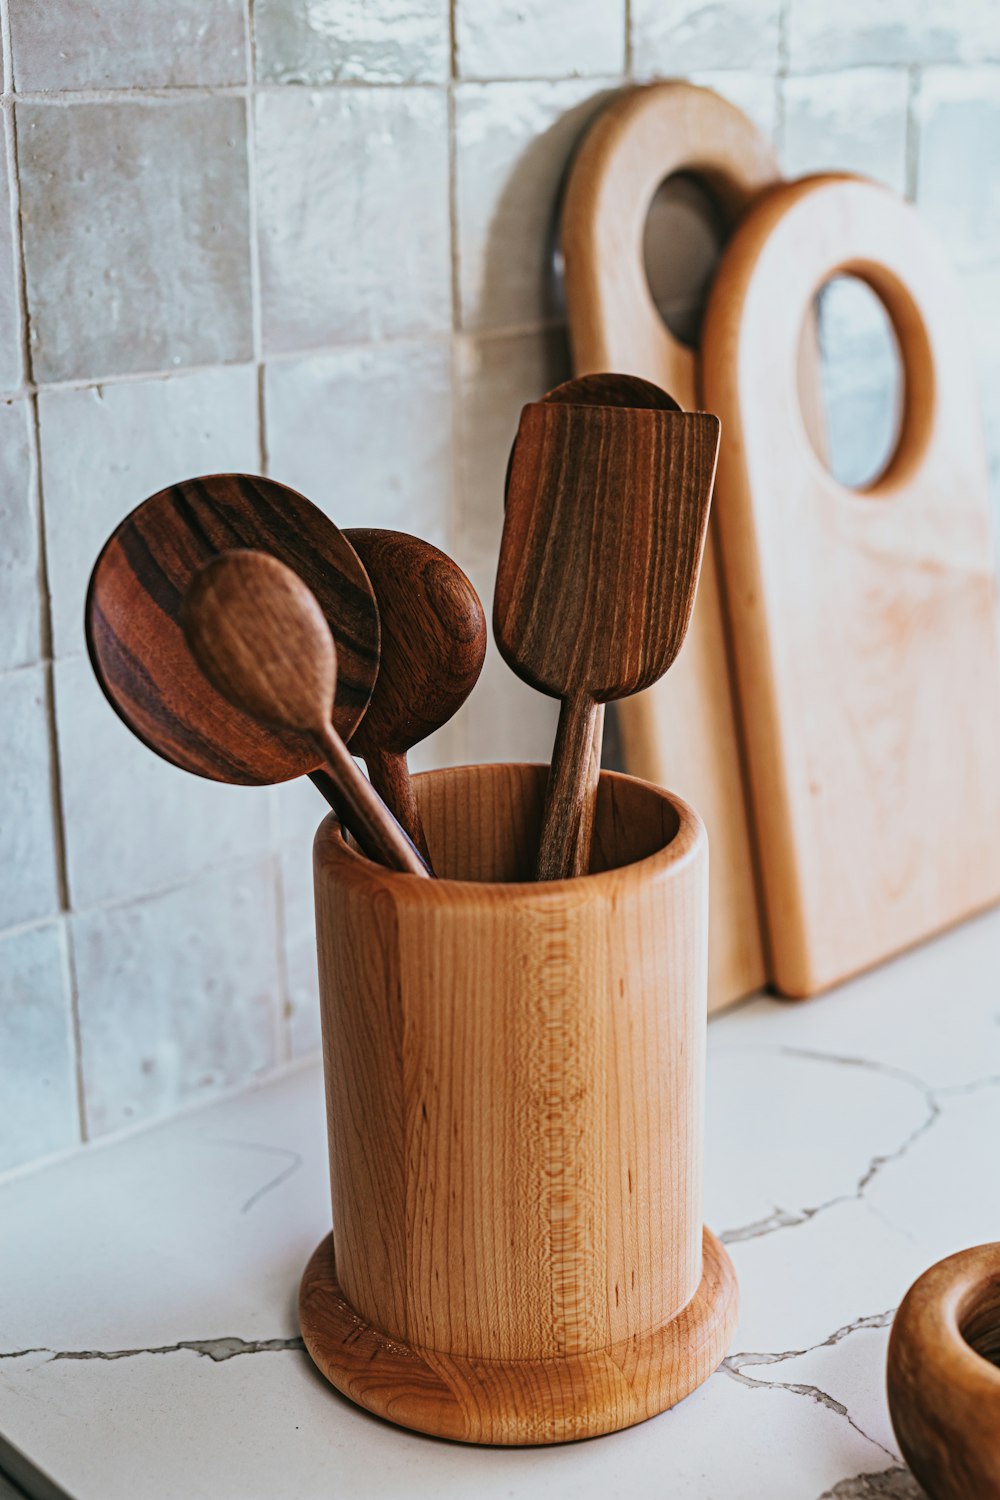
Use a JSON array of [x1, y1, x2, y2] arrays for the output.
[[0, 72, 666, 106], [624, 0, 633, 78], [0, 0, 12, 96], [60, 912, 88, 1144], [271, 851, 292, 1065], [446, 87, 461, 333], [904, 64, 921, 203], [0, 0, 87, 1141], [3, 845, 280, 928]]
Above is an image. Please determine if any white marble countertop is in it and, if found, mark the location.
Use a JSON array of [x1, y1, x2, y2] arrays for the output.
[[5, 908, 1000, 1499]]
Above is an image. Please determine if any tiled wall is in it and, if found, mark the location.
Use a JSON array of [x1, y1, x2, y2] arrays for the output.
[[3, 0, 999, 1175]]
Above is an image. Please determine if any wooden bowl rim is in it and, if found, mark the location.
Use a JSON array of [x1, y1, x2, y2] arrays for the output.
[[891, 1242, 1000, 1399]]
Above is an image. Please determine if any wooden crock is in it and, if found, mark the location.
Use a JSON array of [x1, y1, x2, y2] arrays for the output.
[[298, 763, 737, 1444], [887, 1243, 1000, 1498]]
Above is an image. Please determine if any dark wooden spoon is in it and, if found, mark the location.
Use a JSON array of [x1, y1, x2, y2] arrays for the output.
[[183, 551, 428, 877], [85, 473, 379, 808], [344, 529, 486, 865], [496, 400, 718, 881]]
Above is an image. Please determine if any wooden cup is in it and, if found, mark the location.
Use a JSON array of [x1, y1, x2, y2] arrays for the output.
[[299, 763, 738, 1444], [887, 1243, 1000, 1498]]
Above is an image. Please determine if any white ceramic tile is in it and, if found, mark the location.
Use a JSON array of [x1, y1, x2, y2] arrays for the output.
[[454, 80, 612, 331], [0, 922, 78, 1174], [787, 0, 1000, 70], [278, 842, 320, 1058], [0, 110, 23, 394], [451, 326, 569, 764], [632, 0, 781, 72], [10, 0, 246, 89], [455, 0, 625, 81], [454, 325, 570, 560], [39, 366, 259, 659], [18, 99, 253, 382], [72, 861, 280, 1137], [686, 70, 780, 143], [255, 88, 450, 355], [0, 665, 61, 929], [264, 339, 452, 545], [53, 656, 272, 911], [254, 0, 449, 84], [916, 67, 1000, 271], [782, 69, 910, 193], [0, 399, 41, 672]]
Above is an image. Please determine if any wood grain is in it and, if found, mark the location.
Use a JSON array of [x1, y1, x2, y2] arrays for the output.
[[496, 401, 717, 881], [561, 80, 777, 1008], [344, 529, 486, 863], [702, 173, 1000, 995], [86, 472, 379, 785], [182, 551, 429, 878], [302, 762, 738, 1442], [888, 1243, 1000, 1499], [300, 1228, 737, 1445], [532, 374, 682, 875]]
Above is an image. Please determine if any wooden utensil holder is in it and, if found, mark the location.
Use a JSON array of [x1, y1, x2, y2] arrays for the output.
[[299, 763, 738, 1444]]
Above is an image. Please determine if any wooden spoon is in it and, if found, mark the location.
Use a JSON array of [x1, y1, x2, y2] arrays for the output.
[[496, 400, 718, 881], [182, 551, 429, 878], [344, 529, 486, 865], [85, 473, 379, 811], [504, 374, 682, 873]]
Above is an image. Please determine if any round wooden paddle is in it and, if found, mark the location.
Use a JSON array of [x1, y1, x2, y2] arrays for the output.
[[182, 551, 429, 878], [86, 473, 380, 803], [344, 529, 486, 866]]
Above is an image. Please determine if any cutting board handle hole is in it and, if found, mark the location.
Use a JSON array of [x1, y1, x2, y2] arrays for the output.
[[643, 172, 727, 349], [798, 273, 906, 492]]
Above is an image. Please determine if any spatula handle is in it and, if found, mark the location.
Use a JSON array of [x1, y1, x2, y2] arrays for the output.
[[316, 724, 431, 878], [537, 693, 601, 881], [364, 746, 433, 869]]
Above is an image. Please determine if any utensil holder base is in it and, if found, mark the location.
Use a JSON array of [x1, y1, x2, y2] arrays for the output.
[[299, 1227, 738, 1445]]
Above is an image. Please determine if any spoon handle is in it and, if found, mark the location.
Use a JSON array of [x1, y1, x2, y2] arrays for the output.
[[316, 723, 431, 878], [537, 692, 601, 881], [364, 747, 433, 870], [566, 704, 604, 878]]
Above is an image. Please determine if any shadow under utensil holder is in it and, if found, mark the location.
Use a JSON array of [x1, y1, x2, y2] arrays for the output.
[[299, 763, 738, 1444]]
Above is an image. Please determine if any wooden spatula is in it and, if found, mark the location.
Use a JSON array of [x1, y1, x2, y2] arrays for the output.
[[507, 374, 683, 874], [496, 401, 719, 881], [182, 551, 429, 878]]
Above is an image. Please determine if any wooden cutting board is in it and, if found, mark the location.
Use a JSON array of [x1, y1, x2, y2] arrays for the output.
[[561, 81, 781, 1011], [702, 173, 1000, 996]]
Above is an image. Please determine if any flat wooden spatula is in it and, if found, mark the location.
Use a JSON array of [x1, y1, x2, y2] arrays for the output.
[[496, 400, 719, 881]]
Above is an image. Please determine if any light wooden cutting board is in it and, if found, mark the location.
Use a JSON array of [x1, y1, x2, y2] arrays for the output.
[[561, 81, 781, 1011], [702, 173, 1000, 996]]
